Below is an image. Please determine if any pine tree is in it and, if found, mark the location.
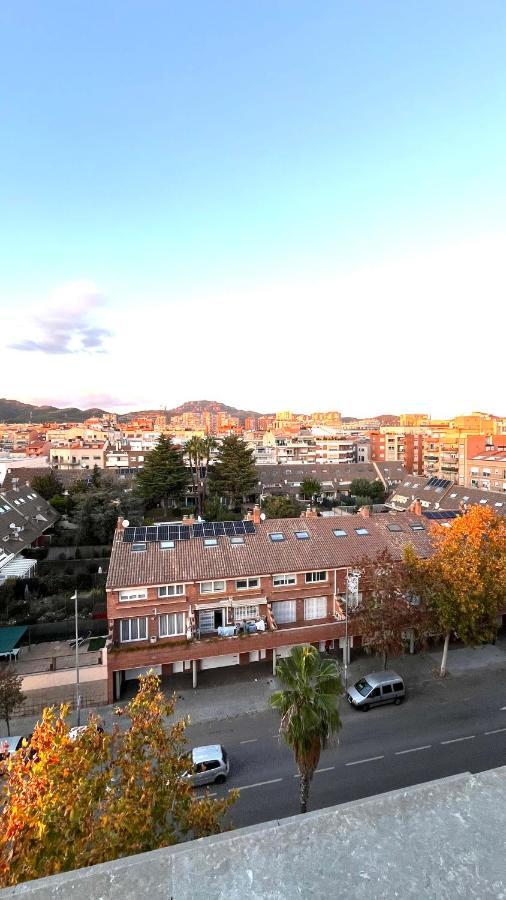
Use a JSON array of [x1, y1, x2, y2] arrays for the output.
[[208, 435, 257, 510], [135, 436, 190, 512]]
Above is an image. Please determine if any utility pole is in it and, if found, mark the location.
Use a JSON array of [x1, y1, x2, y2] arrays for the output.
[[344, 571, 361, 691], [71, 590, 81, 725]]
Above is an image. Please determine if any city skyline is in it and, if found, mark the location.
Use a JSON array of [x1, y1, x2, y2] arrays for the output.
[[2, 2, 505, 414]]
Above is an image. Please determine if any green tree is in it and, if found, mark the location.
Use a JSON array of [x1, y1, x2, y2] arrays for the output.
[[31, 471, 63, 501], [301, 478, 321, 505], [271, 646, 343, 814], [208, 435, 256, 510], [186, 436, 217, 516], [71, 487, 119, 545], [0, 673, 236, 887], [349, 479, 385, 504], [406, 506, 506, 676], [135, 436, 190, 512], [263, 496, 302, 519], [0, 669, 26, 736]]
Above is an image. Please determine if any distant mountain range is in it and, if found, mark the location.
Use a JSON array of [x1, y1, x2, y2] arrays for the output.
[[0, 397, 400, 427], [0, 398, 109, 424]]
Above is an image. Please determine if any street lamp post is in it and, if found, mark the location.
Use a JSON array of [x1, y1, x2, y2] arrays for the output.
[[71, 590, 81, 726], [344, 571, 361, 691]]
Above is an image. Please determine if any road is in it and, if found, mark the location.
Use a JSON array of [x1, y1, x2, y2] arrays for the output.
[[185, 668, 506, 828]]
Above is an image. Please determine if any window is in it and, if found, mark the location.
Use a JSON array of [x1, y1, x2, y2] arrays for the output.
[[158, 584, 184, 598], [120, 617, 148, 642], [333, 529, 347, 537], [204, 538, 218, 546], [272, 600, 296, 624], [387, 524, 403, 532], [355, 528, 369, 536], [234, 604, 259, 621], [304, 597, 327, 620], [295, 530, 309, 540], [132, 542, 146, 552], [230, 536, 245, 545], [200, 580, 226, 594], [369, 687, 381, 698], [119, 589, 148, 602], [393, 681, 404, 692], [410, 523, 425, 532], [160, 540, 175, 549], [159, 612, 185, 637], [382, 684, 393, 695], [305, 571, 327, 583], [269, 532, 285, 542], [273, 574, 296, 587], [236, 577, 259, 590]]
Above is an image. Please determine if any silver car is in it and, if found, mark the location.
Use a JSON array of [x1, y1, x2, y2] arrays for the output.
[[186, 744, 230, 787], [347, 671, 405, 711]]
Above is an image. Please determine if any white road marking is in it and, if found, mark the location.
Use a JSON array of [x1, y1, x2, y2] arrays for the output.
[[236, 778, 283, 791], [194, 793, 217, 800], [441, 735, 475, 745], [315, 766, 335, 774], [240, 738, 258, 744], [484, 728, 506, 736], [346, 755, 384, 766], [501, 706, 506, 711], [395, 745, 432, 755]]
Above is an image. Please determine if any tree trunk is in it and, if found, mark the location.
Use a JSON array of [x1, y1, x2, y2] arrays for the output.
[[383, 649, 388, 670], [5, 713, 10, 737], [440, 632, 450, 677], [299, 772, 311, 814]]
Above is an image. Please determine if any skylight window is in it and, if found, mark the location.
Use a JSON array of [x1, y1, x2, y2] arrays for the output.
[[132, 542, 146, 552], [230, 536, 245, 544], [204, 537, 218, 546], [333, 529, 347, 537], [449, 493, 457, 498], [295, 531, 309, 540], [410, 524, 425, 532], [387, 524, 403, 532], [355, 528, 369, 536], [495, 502, 503, 507], [160, 540, 175, 549], [269, 532, 285, 542], [463, 496, 469, 501], [480, 499, 488, 504]]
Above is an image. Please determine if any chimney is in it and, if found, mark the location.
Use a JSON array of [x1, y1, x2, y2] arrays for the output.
[[358, 505, 371, 518], [304, 506, 319, 519], [252, 504, 261, 525], [409, 499, 422, 516], [182, 513, 196, 526], [117, 517, 124, 532]]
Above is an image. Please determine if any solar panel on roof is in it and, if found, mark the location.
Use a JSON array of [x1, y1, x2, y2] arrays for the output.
[[146, 526, 158, 542], [134, 527, 147, 542], [158, 525, 169, 541], [179, 526, 191, 540], [234, 521, 246, 534], [192, 523, 204, 537], [214, 522, 225, 535], [123, 527, 135, 542], [244, 521, 256, 533], [224, 522, 235, 534]]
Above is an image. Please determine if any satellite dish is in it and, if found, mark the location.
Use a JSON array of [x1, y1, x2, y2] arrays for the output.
[[260, 512, 266, 521], [9, 523, 16, 529], [122, 519, 130, 529]]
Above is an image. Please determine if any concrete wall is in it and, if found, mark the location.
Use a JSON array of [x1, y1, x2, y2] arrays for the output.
[[2, 768, 505, 898]]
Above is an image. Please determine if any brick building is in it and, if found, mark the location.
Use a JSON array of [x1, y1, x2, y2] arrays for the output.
[[105, 506, 433, 703]]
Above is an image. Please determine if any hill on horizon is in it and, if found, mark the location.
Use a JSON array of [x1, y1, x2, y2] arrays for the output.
[[0, 398, 110, 424]]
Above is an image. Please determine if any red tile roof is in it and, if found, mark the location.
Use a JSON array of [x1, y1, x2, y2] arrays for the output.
[[106, 512, 434, 590]]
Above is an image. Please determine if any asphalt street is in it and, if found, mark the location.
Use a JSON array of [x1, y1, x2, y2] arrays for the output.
[[186, 668, 506, 828]]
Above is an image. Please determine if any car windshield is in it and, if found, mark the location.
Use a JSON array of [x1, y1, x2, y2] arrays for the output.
[[354, 678, 372, 697]]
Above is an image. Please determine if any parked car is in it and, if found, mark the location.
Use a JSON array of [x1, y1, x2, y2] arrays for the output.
[[347, 671, 405, 711], [68, 724, 104, 741], [184, 745, 230, 786]]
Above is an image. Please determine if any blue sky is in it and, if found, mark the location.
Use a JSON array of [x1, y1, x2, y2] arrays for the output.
[[2, 2, 505, 415]]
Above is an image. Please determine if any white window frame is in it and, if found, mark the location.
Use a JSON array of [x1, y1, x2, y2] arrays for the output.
[[304, 597, 327, 620], [304, 571, 327, 584], [120, 617, 148, 643], [200, 580, 226, 594], [273, 573, 296, 587], [157, 584, 184, 598], [273, 600, 297, 624], [235, 577, 260, 591], [119, 588, 148, 602], [233, 604, 259, 621], [159, 611, 185, 637]]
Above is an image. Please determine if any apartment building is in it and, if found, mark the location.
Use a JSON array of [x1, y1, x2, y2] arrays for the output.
[[467, 451, 506, 492], [50, 441, 108, 470], [105, 507, 433, 702], [369, 430, 423, 475]]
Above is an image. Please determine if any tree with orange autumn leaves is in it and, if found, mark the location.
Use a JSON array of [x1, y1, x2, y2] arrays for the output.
[[404, 506, 506, 676], [0, 673, 237, 888]]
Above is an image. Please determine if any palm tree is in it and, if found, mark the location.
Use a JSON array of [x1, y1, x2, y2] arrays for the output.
[[271, 645, 343, 814]]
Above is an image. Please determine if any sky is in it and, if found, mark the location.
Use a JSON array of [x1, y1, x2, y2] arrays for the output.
[[1, 1, 505, 417]]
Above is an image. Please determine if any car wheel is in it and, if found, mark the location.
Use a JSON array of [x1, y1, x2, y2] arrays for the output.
[[394, 698, 402, 705], [215, 774, 226, 785], [361, 704, 370, 712]]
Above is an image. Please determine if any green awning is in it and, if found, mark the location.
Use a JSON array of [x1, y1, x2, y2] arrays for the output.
[[0, 625, 27, 654]]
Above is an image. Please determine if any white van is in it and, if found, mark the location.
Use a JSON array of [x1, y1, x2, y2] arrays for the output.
[[347, 671, 405, 711]]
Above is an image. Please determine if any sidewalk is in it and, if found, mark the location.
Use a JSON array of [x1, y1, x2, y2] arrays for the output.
[[2, 638, 506, 738]]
